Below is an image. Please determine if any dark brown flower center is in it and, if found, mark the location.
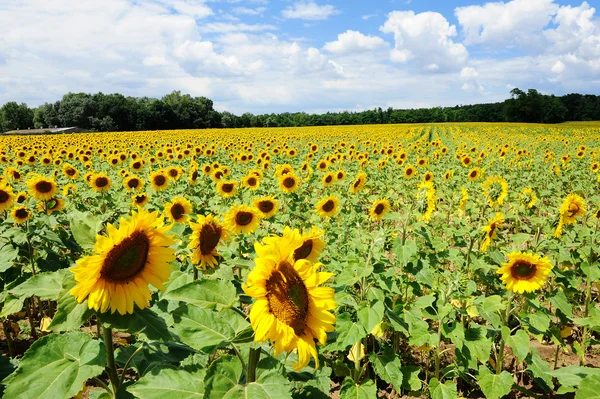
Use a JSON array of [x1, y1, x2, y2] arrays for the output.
[[568, 203, 579, 216], [325, 175, 333, 183], [0, 190, 10, 203], [134, 195, 147, 204], [510, 261, 537, 280], [406, 169, 413, 176], [374, 203, 385, 215], [35, 180, 53, 193], [322, 200, 335, 212], [127, 178, 140, 189], [266, 261, 309, 335], [353, 178, 362, 188], [15, 208, 29, 218], [294, 240, 313, 260], [66, 168, 76, 176], [17, 194, 26, 203], [154, 175, 166, 186], [488, 222, 497, 237], [337, 172, 344, 179], [235, 211, 253, 226], [95, 177, 109, 188], [222, 183, 234, 193], [283, 177, 296, 188], [258, 200, 274, 214], [169, 169, 178, 177], [101, 231, 150, 283], [470, 171, 477, 178], [191, 171, 198, 180], [170, 203, 185, 220], [247, 177, 257, 186], [132, 162, 141, 169], [199, 223, 222, 255], [13, 171, 20, 179]]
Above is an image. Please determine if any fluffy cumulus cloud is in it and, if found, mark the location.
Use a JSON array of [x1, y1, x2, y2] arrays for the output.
[[323, 30, 387, 54], [0, 0, 598, 114], [282, 1, 339, 21], [380, 11, 468, 71]]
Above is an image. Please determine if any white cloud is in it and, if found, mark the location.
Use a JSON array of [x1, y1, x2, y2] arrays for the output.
[[362, 14, 377, 20], [455, 0, 558, 49], [380, 11, 468, 70], [551, 60, 566, 73], [232, 6, 266, 16], [282, 1, 339, 21], [323, 30, 387, 54], [460, 67, 479, 79], [199, 22, 277, 33]]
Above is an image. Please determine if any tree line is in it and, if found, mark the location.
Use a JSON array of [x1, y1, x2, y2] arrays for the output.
[[0, 88, 598, 133]]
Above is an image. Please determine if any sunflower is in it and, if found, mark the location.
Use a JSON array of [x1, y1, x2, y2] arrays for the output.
[[188, 215, 229, 269], [0, 183, 14, 211], [349, 172, 366, 193], [70, 208, 176, 315], [482, 176, 508, 207], [62, 184, 78, 196], [26, 175, 58, 201], [335, 170, 346, 181], [416, 181, 436, 222], [224, 204, 261, 235], [243, 230, 335, 370], [11, 206, 31, 224], [62, 163, 79, 180], [497, 252, 553, 293], [15, 191, 28, 204], [315, 195, 340, 218], [404, 165, 416, 179], [241, 175, 260, 190], [90, 173, 111, 193], [458, 187, 468, 216], [5, 167, 22, 182], [369, 199, 391, 221], [150, 170, 169, 191], [467, 167, 482, 181], [520, 187, 537, 209], [124, 175, 145, 192], [253, 196, 279, 219], [217, 180, 238, 198], [554, 193, 586, 237], [189, 168, 200, 185], [132, 193, 150, 208], [39, 197, 66, 214], [481, 212, 504, 252], [322, 172, 335, 187], [163, 196, 193, 223], [166, 166, 182, 181], [279, 174, 300, 194]]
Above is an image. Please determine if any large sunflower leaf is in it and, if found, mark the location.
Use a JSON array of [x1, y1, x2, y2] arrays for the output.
[[10, 270, 66, 300], [478, 368, 514, 399], [47, 272, 93, 332], [172, 305, 236, 352], [2, 332, 105, 399], [340, 378, 377, 399], [161, 279, 237, 310], [127, 366, 206, 399], [68, 210, 103, 250], [99, 308, 172, 342]]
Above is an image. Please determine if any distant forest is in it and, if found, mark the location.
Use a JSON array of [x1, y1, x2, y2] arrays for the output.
[[0, 88, 599, 133]]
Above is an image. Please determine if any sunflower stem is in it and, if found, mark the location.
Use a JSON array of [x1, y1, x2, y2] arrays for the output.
[[2, 319, 15, 357], [102, 326, 121, 396], [247, 347, 261, 383], [496, 292, 513, 374], [119, 345, 144, 386], [92, 377, 112, 396]]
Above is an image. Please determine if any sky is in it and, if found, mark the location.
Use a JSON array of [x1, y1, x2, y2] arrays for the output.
[[0, 0, 599, 114]]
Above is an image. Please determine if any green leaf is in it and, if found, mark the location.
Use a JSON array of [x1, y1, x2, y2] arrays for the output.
[[326, 312, 367, 351], [0, 243, 19, 273], [202, 356, 243, 399], [172, 305, 236, 352], [0, 294, 23, 318], [548, 366, 600, 390], [2, 332, 105, 399], [400, 365, 422, 391], [68, 210, 103, 250], [340, 378, 377, 399], [161, 279, 237, 310], [357, 300, 384, 334], [100, 308, 172, 342], [476, 295, 505, 328], [505, 329, 530, 363], [576, 375, 600, 399], [549, 290, 573, 319], [429, 378, 458, 399], [478, 368, 513, 399], [526, 349, 553, 391], [48, 273, 93, 332], [127, 366, 205, 399], [369, 347, 403, 393], [11, 270, 66, 300]]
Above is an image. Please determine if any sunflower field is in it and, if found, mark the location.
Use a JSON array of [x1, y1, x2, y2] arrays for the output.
[[0, 123, 600, 399]]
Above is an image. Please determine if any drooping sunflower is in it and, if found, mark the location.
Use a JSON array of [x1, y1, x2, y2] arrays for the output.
[[217, 180, 238, 198], [553, 193, 586, 237], [163, 196, 193, 223], [243, 230, 335, 370], [11, 206, 31, 224], [416, 181, 436, 222], [150, 170, 169, 191], [70, 208, 176, 315], [349, 172, 367, 194], [520, 187, 537, 209], [315, 195, 340, 218], [224, 204, 261, 235], [26, 175, 58, 201], [481, 212, 504, 252], [188, 215, 229, 269], [253, 196, 279, 219], [0, 183, 14, 211], [279, 174, 300, 194], [91, 173, 111, 193], [132, 193, 150, 208], [497, 252, 553, 294], [369, 199, 391, 221], [124, 175, 145, 192], [15, 191, 28, 204], [39, 197, 66, 214], [482, 176, 508, 207], [189, 168, 200, 185]]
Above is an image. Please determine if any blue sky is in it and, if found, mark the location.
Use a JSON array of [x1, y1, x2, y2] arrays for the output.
[[0, 0, 598, 114]]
